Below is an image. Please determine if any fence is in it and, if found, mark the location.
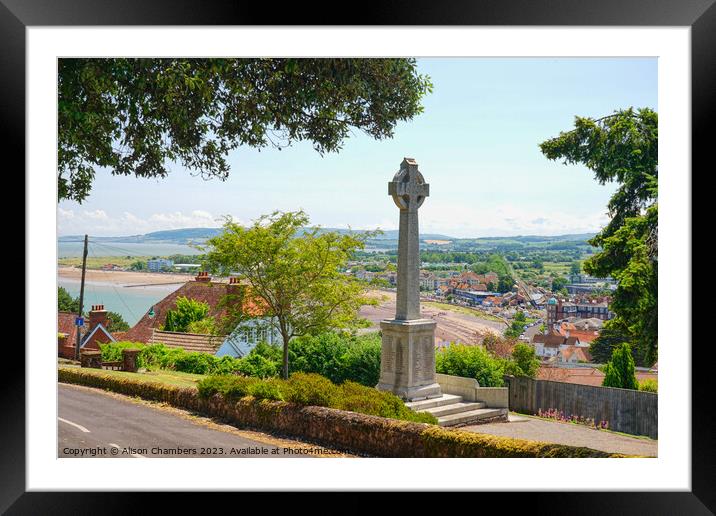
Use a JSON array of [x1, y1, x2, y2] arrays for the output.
[[504, 375, 658, 439]]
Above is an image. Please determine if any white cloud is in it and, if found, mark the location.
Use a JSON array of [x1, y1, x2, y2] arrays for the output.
[[57, 209, 230, 237], [421, 200, 609, 238]]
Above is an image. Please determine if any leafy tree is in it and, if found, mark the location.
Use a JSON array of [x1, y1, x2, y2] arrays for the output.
[[505, 312, 527, 339], [602, 342, 638, 390], [187, 317, 219, 335], [481, 333, 515, 359], [163, 296, 210, 333], [506, 343, 540, 378], [551, 276, 569, 293], [58, 286, 80, 312], [203, 210, 375, 379], [106, 311, 130, 332], [570, 260, 582, 277], [58, 58, 432, 202], [540, 107, 658, 365], [130, 260, 146, 271]]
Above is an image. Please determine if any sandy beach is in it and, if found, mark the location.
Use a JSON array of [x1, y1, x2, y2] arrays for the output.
[[57, 266, 208, 286]]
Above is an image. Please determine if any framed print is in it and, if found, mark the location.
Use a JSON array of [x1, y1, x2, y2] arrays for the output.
[[4, 0, 711, 512]]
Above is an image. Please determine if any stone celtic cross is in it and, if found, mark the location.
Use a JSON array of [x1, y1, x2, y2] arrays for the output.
[[377, 157, 442, 401], [388, 157, 430, 212], [390, 158, 429, 320]]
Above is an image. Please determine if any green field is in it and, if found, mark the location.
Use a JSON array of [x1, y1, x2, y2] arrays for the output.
[[58, 256, 149, 270]]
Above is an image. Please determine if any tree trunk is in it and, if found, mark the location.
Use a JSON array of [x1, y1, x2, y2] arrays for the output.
[[281, 331, 290, 380]]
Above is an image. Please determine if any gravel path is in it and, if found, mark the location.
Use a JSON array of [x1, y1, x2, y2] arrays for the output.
[[460, 413, 658, 457]]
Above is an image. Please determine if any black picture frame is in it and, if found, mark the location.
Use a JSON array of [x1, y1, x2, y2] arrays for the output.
[[4, 0, 709, 512]]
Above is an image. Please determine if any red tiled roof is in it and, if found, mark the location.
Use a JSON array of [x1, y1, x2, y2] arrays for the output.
[[532, 333, 580, 347], [123, 280, 270, 344], [538, 366, 658, 386], [559, 345, 593, 363], [58, 311, 79, 344], [150, 329, 224, 354]]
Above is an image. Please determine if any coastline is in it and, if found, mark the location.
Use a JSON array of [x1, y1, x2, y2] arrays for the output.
[[57, 266, 207, 286]]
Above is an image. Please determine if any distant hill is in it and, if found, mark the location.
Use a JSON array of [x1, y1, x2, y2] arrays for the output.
[[59, 227, 593, 246]]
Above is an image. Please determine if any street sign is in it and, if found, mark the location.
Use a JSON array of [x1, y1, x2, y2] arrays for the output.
[[75, 317, 84, 327]]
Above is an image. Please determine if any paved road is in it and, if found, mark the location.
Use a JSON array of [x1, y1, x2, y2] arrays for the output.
[[58, 384, 326, 458], [461, 413, 658, 457]]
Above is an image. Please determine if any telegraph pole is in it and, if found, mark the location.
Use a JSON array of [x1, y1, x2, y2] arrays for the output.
[[75, 234, 88, 360]]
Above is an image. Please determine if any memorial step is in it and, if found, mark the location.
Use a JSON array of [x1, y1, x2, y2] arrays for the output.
[[404, 394, 463, 411], [436, 408, 507, 427], [423, 401, 487, 417]]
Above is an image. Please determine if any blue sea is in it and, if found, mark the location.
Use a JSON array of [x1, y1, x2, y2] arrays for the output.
[[58, 276, 181, 327]]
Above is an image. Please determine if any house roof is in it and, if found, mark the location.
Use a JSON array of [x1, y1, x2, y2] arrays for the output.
[[559, 345, 593, 363], [123, 280, 270, 343], [538, 365, 657, 386], [81, 323, 115, 347], [532, 332, 580, 347], [58, 311, 79, 344], [150, 329, 224, 354]]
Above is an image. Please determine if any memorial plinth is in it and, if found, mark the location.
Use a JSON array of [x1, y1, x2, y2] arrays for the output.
[[376, 158, 442, 401]]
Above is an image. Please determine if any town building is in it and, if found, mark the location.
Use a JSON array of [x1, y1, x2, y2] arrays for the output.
[[531, 331, 585, 359], [147, 258, 174, 272], [58, 304, 116, 359], [546, 297, 613, 330]]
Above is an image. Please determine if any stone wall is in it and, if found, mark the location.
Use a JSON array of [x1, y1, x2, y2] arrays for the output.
[[58, 367, 629, 458], [504, 375, 658, 439], [435, 373, 509, 408]]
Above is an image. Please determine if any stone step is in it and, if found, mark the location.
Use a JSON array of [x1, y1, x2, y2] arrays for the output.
[[404, 394, 463, 411], [437, 408, 507, 427], [423, 401, 486, 417]]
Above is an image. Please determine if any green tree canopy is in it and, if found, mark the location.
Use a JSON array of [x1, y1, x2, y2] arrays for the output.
[[506, 343, 540, 378], [58, 58, 432, 202], [602, 342, 638, 390], [540, 107, 658, 365], [106, 311, 130, 333], [203, 210, 375, 378], [163, 296, 210, 333], [551, 276, 569, 293], [58, 286, 80, 313]]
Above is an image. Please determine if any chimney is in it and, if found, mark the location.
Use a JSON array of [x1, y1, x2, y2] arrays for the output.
[[89, 304, 108, 331], [227, 277, 246, 304], [195, 271, 211, 282]]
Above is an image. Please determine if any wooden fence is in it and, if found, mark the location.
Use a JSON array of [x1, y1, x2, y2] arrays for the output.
[[504, 375, 658, 439]]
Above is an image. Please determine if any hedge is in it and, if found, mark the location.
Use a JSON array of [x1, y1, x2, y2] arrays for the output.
[[197, 372, 437, 424], [58, 367, 632, 458]]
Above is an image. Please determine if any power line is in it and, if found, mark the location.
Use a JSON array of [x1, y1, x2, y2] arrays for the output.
[[87, 243, 139, 322]]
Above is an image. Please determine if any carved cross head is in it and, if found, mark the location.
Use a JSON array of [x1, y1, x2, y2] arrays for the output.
[[388, 157, 430, 211]]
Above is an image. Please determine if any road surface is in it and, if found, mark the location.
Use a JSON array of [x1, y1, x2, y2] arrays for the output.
[[58, 383, 342, 458]]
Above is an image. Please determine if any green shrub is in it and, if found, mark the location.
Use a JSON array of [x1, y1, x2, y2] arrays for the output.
[[197, 374, 257, 399], [173, 351, 216, 375], [249, 332, 381, 386], [436, 343, 505, 387], [284, 372, 339, 407], [196, 372, 437, 424], [342, 334, 381, 386], [638, 378, 658, 393], [247, 379, 284, 401], [234, 353, 279, 378]]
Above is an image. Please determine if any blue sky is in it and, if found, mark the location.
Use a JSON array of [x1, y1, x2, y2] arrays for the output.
[[58, 57, 657, 238]]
